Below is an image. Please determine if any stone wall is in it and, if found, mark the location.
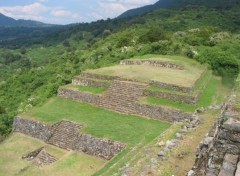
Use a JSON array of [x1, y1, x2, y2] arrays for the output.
[[58, 87, 100, 104], [189, 91, 240, 176], [149, 80, 192, 93], [13, 117, 125, 160], [120, 60, 183, 70], [13, 117, 52, 142], [135, 103, 192, 122], [81, 72, 120, 80], [144, 73, 211, 105], [72, 77, 111, 88], [74, 133, 125, 160], [144, 89, 198, 105]]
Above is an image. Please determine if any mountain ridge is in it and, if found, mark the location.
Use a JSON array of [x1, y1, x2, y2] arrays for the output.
[[0, 13, 53, 27], [118, 0, 240, 18]]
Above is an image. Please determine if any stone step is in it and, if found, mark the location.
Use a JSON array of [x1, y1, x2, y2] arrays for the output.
[[99, 80, 147, 114], [72, 76, 111, 88]]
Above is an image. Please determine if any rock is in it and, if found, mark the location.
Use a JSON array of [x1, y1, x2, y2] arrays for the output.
[[157, 151, 165, 157], [175, 133, 183, 140], [166, 140, 176, 149], [150, 158, 158, 165], [223, 118, 240, 133], [188, 170, 194, 176], [235, 162, 240, 176], [163, 147, 169, 153], [218, 154, 238, 176], [203, 137, 213, 146], [157, 141, 165, 147], [196, 107, 205, 113]]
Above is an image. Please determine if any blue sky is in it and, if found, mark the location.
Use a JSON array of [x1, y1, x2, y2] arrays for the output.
[[0, 0, 158, 24]]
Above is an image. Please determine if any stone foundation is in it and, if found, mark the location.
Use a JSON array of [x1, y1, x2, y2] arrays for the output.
[[120, 60, 183, 70], [13, 117, 52, 142], [13, 117, 125, 160], [74, 133, 125, 160], [58, 87, 100, 104], [72, 77, 111, 88], [189, 90, 240, 176], [135, 103, 192, 122]]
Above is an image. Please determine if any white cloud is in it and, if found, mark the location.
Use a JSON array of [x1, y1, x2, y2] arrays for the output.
[[95, 0, 157, 19]]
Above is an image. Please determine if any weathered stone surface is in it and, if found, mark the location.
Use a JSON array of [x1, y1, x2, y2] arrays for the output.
[[235, 162, 240, 176], [99, 80, 147, 114], [149, 80, 192, 93], [58, 87, 100, 104], [218, 154, 238, 176], [223, 118, 240, 133], [144, 89, 198, 105], [120, 59, 183, 70], [135, 103, 192, 122], [73, 133, 125, 160], [13, 117, 52, 142], [72, 76, 111, 88], [80, 71, 119, 81]]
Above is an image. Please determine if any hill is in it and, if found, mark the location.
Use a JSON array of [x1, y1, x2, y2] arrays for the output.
[[0, 13, 53, 27], [118, 0, 240, 18]]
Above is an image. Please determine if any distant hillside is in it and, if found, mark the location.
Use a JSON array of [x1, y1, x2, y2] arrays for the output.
[[0, 13, 52, 27], [118, 0, 240, 18]]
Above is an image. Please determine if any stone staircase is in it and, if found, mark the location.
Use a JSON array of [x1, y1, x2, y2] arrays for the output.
[[48, 120, 83, 150], [32, 150, 58, 167], [99, 80, 147, 114]]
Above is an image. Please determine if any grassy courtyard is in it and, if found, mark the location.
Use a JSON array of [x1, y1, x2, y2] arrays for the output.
[[23, 97, 171, 146], [0, 133, 106, 176], [86, 56, 206, 87]]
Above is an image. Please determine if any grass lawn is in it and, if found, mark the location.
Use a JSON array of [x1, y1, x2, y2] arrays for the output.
[[23, 97, 171, 146], [0, 133, 106, 176], [63, 84, 107, 94], [86, 55, 206, 87], [145, 77, 226, 112]]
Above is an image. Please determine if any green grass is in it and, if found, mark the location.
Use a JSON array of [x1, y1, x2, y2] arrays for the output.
[[77, 86, 106, 94], [145, 77, 221, 112], [0, 133, 106, 176], [24, 97, 171, 146]]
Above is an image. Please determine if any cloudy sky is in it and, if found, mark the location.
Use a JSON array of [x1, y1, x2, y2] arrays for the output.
[[0, 0, 158, 24]]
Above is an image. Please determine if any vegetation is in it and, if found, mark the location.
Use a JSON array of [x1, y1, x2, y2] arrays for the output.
[[0, 0, 239, 137], [0, 133, 106, 176]]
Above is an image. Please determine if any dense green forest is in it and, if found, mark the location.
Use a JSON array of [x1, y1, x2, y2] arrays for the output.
[[0, 2, 240, 137]]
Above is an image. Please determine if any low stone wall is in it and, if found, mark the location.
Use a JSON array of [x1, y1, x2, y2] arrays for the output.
[[189, 92, 240, 176], [58, 87, 100, 104], [74, 133, 125, 160], [144, 73, 211, 105], [135, 103, 192, 122], [144, 89, 198, 105], [120, 60, 183, 70], [13, 117, 125, 160], [72, 77, 111, 88], [13, 117, 52, 142], [81, 71, 119, 80], [149, 80, 192, 93]]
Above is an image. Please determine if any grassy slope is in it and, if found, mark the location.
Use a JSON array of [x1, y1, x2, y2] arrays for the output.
[[23, 97, 170, 146], [0, 133, 105, 176], [145, 76, 227, 112]]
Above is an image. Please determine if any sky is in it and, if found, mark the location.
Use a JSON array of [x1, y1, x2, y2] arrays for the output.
[[0, 0, 158, 24]]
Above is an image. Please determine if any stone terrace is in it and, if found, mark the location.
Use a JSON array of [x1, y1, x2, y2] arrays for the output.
[[99, 80, 147, 114]]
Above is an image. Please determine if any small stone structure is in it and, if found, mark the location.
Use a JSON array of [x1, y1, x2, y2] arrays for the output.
[[72, 76, 111, 89], [135, 103, 192, 122], [189, 90, 240, 176], [23, 147, 58, 167], [58, 87, 100, 104], [120, 59, 183, 70], [13, 117, 126, 160]]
